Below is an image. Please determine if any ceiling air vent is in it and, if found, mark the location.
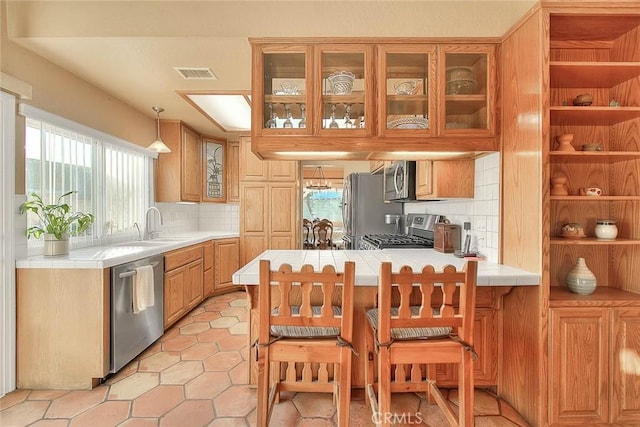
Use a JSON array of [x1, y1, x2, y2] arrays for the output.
[[174, 67, 218, 80]]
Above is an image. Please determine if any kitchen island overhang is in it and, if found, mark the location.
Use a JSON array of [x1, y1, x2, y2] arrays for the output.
[[234, 249, 539, 387], [233, 249, 540, 287]]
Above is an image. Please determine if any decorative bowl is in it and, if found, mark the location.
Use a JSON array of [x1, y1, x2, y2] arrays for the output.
[[573, 93, 593, 106], [446, 66, 475, 83], [394, 80, 418, 95], [446, 79, 476, 95], [561, 223, 585, 239], [387, 116, 429, 129], [276, 81, 300, 95], [327, 71, 355, 95]]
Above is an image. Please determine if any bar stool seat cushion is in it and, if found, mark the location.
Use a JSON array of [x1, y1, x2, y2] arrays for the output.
[[366, 306, 452, 340], [271, 305, 342, 338]]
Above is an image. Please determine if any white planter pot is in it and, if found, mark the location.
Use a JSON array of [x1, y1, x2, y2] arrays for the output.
[[43, 233, 69, 256]]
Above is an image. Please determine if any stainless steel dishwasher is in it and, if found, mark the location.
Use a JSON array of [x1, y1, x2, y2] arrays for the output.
[[110, 254, 164, 373]]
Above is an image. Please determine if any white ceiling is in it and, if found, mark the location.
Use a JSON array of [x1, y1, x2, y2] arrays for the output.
[[5, 0, 536, 139]]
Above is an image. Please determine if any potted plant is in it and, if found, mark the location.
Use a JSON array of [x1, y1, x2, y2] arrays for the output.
[[20, 190, 95, 256]]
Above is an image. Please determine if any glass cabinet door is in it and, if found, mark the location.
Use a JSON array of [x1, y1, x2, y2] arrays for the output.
[[439, 45, 495, 135], [256, 45, 312, 134], [316, 45, 373, 136], [378, 45, 436, 136], [202, 137, 226, 202]]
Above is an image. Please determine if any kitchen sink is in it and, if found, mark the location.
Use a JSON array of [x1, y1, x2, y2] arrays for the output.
[[114, 237, 187, 247]]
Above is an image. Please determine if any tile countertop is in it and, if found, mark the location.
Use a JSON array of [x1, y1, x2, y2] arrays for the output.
[[232, 249, 540, 287], [15, 231, 240, 269]]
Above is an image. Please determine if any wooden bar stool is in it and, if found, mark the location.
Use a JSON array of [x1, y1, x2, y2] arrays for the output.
[[256, 260, 357, 426], [364, 261, 478, 427]]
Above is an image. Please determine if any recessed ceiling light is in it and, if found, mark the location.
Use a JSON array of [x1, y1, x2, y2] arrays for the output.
[[181, 92, 251, 132], [174, 67, 218, 80]]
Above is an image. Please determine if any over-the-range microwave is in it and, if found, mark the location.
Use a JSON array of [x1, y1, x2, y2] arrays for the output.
[[383, 160, 416, 202]]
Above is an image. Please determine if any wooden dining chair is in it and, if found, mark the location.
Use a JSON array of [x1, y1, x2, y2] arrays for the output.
[[302, 218, 314, 249], [256, 260, 356, 426], [313, 220, 334, 250], [364, 261, 478, 427]]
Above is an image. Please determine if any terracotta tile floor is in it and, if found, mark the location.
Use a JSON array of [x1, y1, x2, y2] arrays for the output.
[[1, 291, 530, 426]]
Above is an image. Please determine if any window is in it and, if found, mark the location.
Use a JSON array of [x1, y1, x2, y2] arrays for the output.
[[22, 105, 153, 248]]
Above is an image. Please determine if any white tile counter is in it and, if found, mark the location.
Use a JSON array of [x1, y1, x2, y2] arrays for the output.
[[233, 249, 539, 287], [15, 231, 239, 269]]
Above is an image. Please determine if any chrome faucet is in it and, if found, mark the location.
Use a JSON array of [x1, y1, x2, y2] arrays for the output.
[[143, 206, 163, 240]]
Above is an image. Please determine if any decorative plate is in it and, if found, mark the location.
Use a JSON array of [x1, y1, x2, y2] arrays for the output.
[[387, 117, 429, 129]]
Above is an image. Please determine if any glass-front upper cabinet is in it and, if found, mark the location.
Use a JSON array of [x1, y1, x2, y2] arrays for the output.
[[438, 45, 495, 136], [377, 45, 436, 136], [316, 45, 373, 136], [202, 137, 226, 202], [253, 45, 313, 135]]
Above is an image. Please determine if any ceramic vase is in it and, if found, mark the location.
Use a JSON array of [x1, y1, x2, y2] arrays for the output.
[[566, 257, 597, 295], [555, 134, 575, 152], [550, 176, 569, 196]]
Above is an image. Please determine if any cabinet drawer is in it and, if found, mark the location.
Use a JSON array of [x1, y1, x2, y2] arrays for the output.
[[164, 244, 203, 271]]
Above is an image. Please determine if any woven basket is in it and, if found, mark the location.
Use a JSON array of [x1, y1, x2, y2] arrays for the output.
[[327, 71, 355, 95]]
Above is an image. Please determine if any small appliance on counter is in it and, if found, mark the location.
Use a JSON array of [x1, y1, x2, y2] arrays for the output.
[[433, 223, 460, 253]]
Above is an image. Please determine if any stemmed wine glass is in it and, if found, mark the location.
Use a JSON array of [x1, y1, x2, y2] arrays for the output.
[[329, 104, 339, 129], [283, 104, 293, 128], [343, 104, 353, 128], [298, 104, 306, 128], [264, 103, 277, 128]]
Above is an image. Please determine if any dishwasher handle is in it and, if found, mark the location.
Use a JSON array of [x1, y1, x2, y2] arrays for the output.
[[118, 261, 160, 279]]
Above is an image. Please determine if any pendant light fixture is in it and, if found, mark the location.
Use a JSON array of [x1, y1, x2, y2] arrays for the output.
[[305, 166, 331, 190], [147, 106, 172, 153]]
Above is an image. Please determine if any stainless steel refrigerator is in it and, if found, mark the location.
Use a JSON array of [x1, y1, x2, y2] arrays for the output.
[[341, 172, 403, 249]]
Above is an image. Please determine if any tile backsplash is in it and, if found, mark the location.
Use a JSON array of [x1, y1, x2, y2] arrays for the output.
[[157, 202, 239, 234], [403, 152, 500, 262]]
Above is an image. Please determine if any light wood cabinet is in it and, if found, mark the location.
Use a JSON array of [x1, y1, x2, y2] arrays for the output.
[[215, 238, 240, 292], [547, 13, 640, 299], [156, 120, 201, 202], [164, 243, 204, 329], [250, 39, 499, 159], [434, 308, 497, 387], [16, 268, 110, 390], [239, 136, 298, 265], [203, 240, 214, 297], [227, 141, 240, 203], [416, 159, 475, 199], [549, 295, 640, 426]]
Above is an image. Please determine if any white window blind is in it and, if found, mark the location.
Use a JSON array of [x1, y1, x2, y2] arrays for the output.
[[21, 105, 154, 247]]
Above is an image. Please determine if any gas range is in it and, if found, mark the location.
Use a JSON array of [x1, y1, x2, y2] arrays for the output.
[[359, 214, 444, 250], [360, 233, 434, 249]]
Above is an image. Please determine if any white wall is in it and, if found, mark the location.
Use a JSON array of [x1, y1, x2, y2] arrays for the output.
[[404, 152, 500, 262]]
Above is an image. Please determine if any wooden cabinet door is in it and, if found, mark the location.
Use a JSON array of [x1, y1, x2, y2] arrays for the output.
[[227, 141, 240, 202], [181, 125, 202, 202], [239, 136, 268, 181], [203, 241, 214, 297], [164, 267, 187, 328], [215, 238, 240, 291], [611, 308, 640, 424], [241, 184, 268, 234], [416, 160, 474, 200], [184, 259, 204, 311], [549, 307, 609, 426], [434, 308, 496, 386], [269, 183, 297, 236], [268, 160, 298, 181]]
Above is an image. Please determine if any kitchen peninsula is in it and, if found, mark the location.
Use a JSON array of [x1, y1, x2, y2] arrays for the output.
[[232, 249, 539, 386]]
